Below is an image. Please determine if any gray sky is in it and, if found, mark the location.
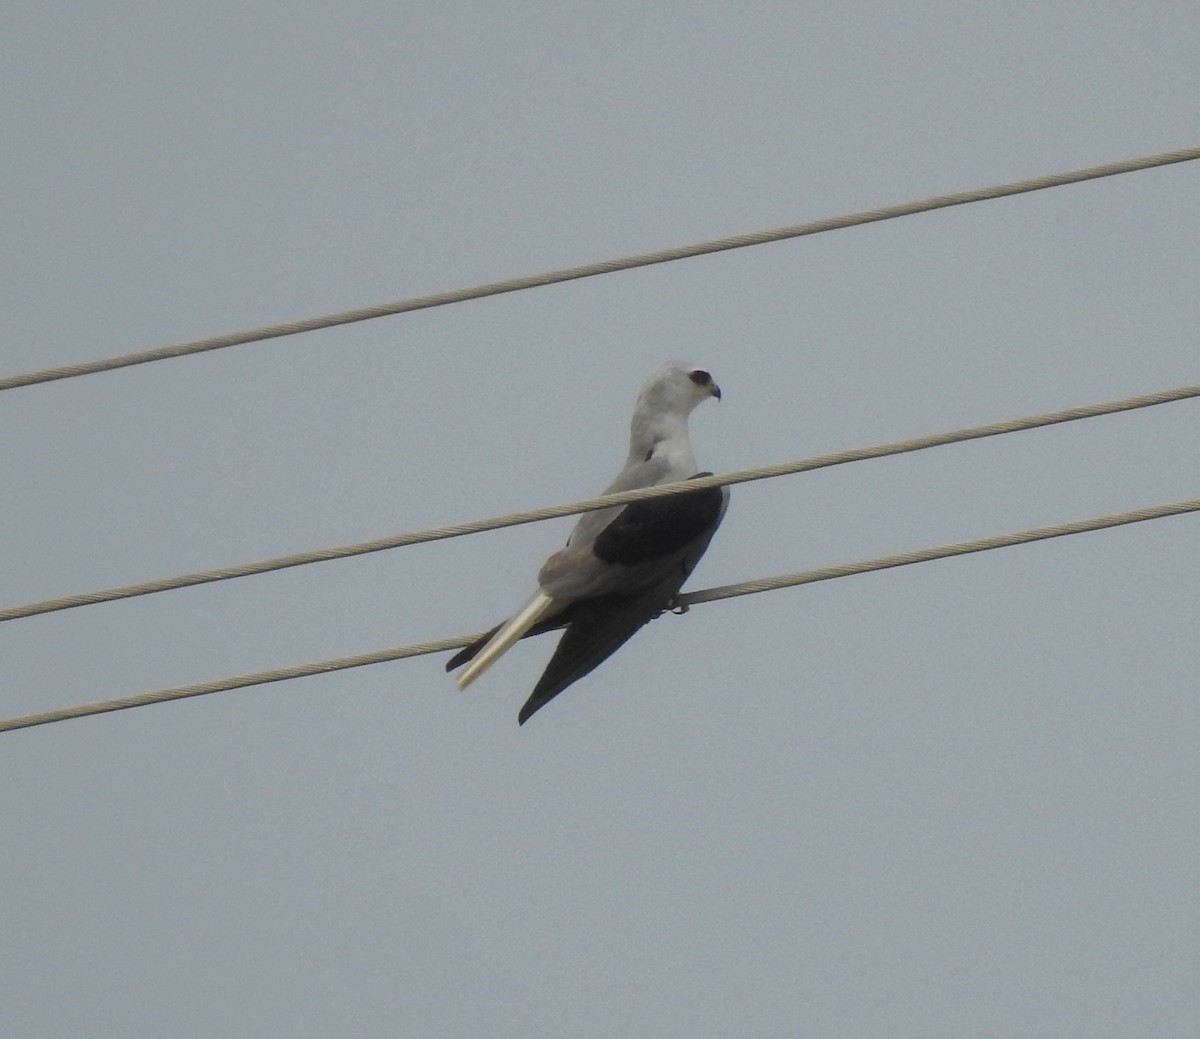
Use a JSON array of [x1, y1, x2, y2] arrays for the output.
[[3, 4, 1197, 1037]]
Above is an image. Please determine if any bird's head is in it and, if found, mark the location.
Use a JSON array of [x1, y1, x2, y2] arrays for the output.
[[637, 360, 722, 417]]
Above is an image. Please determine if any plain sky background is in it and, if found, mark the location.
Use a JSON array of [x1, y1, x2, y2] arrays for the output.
[[2, 4, 1197, 1037]]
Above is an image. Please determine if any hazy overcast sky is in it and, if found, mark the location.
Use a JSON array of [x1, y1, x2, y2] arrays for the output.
[[3, 4, 1197, 1037]]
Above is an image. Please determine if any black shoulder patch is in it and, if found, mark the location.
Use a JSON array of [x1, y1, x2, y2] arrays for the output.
[[592, 474, 724, 566]]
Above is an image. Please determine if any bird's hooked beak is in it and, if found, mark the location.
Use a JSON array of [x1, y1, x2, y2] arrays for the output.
[[711, 382, 722, 401]]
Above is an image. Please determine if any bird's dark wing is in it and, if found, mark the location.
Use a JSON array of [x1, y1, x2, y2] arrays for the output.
[[518, 477, 727, 723], [590, 475, 726, 567], [446, 475, 727, 722], [517, 580, 678, 725]]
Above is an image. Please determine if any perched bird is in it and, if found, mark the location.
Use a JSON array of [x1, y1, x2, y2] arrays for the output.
[[447, 360, 728, 724]]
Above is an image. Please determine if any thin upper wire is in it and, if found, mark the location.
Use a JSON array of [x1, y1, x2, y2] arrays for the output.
[[3, 382, 1196, 624], [2, 498, 1194, 733], [2, 146, 1197, 393]]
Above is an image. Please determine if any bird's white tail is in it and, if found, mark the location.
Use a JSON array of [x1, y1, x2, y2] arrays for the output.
[[456, 591, 561, 690]]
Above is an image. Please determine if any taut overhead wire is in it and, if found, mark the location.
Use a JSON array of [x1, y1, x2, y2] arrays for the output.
[[2, 498, 1195, 733], [2, 382, 1196, 624], [1, 146, 1196, 393]]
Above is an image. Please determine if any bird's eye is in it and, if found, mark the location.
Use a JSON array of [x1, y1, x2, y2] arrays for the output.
[[689, 370, 711, 386]]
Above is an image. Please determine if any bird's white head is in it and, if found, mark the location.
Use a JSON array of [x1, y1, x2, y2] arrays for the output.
[[636, 360, 722, 417], [626, 361, 721, 469]]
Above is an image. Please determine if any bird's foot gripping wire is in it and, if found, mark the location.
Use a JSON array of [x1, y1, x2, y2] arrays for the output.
[[664, 598, 689, 616]]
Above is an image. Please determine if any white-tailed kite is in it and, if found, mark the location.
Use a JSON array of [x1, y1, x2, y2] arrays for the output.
[[446, 360, 728, 724]]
